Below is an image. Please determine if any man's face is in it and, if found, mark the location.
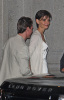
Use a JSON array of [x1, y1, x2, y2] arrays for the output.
[[27, 26, 33, 38]]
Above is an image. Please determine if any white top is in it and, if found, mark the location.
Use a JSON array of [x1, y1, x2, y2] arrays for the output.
[[42, 41, 48, 73], [29, 30, 48, 75]]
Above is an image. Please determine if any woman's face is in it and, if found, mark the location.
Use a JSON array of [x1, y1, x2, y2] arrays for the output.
[[37, 16, 51, 30]]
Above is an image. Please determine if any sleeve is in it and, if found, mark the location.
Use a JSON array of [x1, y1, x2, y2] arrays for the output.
[[29, 34, 39, 57], [16, 46, 32, 76]]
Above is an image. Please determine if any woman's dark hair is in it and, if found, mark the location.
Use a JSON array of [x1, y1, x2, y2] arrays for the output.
[[17, 16, 33, 34], [35, 10, 52, 27]]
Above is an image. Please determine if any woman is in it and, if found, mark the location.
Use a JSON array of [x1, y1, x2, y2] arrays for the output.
[[29, 10, 52, 75]]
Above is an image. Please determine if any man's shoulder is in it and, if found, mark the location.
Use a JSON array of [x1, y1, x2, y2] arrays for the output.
[[4, 35, 19, 49]]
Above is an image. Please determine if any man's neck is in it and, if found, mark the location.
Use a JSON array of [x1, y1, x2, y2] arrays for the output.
[[18, 33, 26, 41]]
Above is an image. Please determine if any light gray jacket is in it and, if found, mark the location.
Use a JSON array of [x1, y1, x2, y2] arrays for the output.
[[29, 30, 48, 75], [0, 34, 32, 85]]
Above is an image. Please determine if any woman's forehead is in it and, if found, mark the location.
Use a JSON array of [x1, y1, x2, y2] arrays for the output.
[[40, 15, 50, 19]]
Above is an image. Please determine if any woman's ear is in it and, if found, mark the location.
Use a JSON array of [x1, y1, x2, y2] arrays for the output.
[[36, 19, 39, 24]]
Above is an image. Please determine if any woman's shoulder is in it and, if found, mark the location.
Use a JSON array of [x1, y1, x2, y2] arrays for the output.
[[31, 30, 41, 40], [33, 30, 41, 35]]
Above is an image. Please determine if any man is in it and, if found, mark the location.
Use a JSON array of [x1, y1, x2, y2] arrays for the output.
[[0, 16, 33, 85], [60, 53, 64, 72]]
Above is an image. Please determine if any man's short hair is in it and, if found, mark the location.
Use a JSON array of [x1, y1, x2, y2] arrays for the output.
[[17, 16, 33, 34]]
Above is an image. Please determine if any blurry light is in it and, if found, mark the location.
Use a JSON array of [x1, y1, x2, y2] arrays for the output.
[[58, 95, 64, 100]]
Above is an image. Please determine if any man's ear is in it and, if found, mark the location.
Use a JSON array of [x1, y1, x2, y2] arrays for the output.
[[26, 27, 29, 31], [36, 19, 39, 24]]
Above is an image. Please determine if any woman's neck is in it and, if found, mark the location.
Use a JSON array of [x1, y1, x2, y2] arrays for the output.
[[37, 28, 45, 35], [37, 28, 46, 42]]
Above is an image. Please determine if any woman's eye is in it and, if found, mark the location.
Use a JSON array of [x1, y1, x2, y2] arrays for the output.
[[48, 19, 50, 22], [42, 19, 46, 21]]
